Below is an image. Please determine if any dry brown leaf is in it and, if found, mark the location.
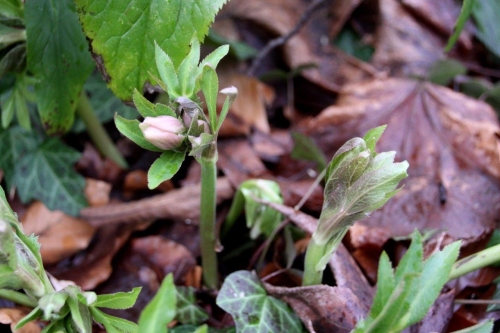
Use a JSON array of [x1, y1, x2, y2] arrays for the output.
[[131, 236, 196, 279], [0, 308, 41, 333], [304, 78, 500, 240], [217, 68, 274, 136], [21, 202, 95, 265], [76, 143, 123, 183], [84, 178, 111, 207], [265, 284, 368, 333]]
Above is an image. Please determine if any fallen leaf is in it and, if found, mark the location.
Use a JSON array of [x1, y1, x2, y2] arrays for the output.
[[304, 78, 500, 240], [84, 178, 111, 207], [76, 143, 123, 184], [21, 201, 95, 265], [265, 284, 368, 333], [0, 308, 41, 333]]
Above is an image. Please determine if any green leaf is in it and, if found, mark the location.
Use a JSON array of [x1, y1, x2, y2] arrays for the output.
[[333, 26, 374, 62], [72, 73, 138, 133], [91, 307, 138, 333], [178, 36, 200, 97], [216, 271, 304, 333], [15, 307, 42, 330], [114, 115, 163, 152], [133, 89, 158, 118], [394, 230, 423, 285], [0, 125, 41, 190], [148, 150, 186, 189], [290, 132, 327, 171], [471, 0, 500, 57], [75, 0, 229, 100], [215, 87, 237, 134], [207, 29, 256, 61], [200, 65, 219, 132], [0, 0, 23, 19], [0, 43, 27, 77], [25, 0, 93, 134], [370, 252, 395, 318], [428, 59, 467, 86], [155, 43, 181, 99], [175, 286, 209, 325], [450, 320, 494, 333], [65, 286, 92, 333], [94, 287, 141, 310], [445, 0, 473, 52], [14, 138, 87, 216], [138, 273, 177, 333]]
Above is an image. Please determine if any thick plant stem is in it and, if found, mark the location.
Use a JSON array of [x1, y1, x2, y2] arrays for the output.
[[76, 92, 128, 169], [0, 289, 37, 308], [199, 155, 218, 289], [303, 237, 326, 286], [449, 243, 500, 281]]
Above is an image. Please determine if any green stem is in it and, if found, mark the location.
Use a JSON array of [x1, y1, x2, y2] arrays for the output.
[[199, 153, 218, 289], [302, 237, 327, 286], [76, 92, 128, 169], [0, 289, 37, 308], [448, 243, 500, 281]]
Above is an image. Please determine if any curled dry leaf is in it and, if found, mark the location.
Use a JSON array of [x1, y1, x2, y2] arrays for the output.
[[0, 308, 41, 333], [304, 78, 500, 240], [84, 178, 111, 207], [21, 201, 95, 265], [265, 283, 368, 333]]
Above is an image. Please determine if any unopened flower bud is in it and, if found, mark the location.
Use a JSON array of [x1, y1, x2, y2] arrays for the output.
[[139, 116, 185, 150]]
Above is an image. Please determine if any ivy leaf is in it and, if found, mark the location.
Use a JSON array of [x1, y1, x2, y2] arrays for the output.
[[0, 126, 41, 191], [175, 286, 209, 325], [148, 150, 186, 189], [75, 0, 229, 100], [25, 0, 94, 134], [94, 287, 142, 310], [138, 273, 177, 333], [217, 271, 304, 333], [14, 138, 87, 216]]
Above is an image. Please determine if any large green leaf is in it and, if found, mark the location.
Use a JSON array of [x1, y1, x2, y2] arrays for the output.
[[138, 273, 176, 333], [25, 0, 94, 134], [14, 138, 87, 216], [75, 0, 228, 100], [217, 271, 304, 333], [472, 0, 500, 58], [0, 126, 41, 190]]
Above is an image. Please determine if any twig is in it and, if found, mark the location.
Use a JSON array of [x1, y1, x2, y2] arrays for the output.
[[454, 299, 500, 305], [246, 0, 328, 76]]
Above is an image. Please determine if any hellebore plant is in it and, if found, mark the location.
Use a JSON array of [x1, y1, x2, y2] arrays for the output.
[[302, 125, 409, 286], [115, 37, 237, 289]]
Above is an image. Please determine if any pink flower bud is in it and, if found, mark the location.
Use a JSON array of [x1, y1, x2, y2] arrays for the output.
[[139, 116, 185, 150]]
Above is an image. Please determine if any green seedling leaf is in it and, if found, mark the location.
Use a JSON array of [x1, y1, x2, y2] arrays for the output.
[[138, 273, 176, 333], [394, 230, 423, 285], [334, 26, 374, 62], [0, 43, 27, 76], [215, 86, 237, 134], [225, 179, 283, 239], [25, 0, 93, 134], [196, 44, 229, 82], [148, 150, 186, 189], [14, 138, 87, 216], [428, 59, 467, 86], [65, 286, 92, 333], [178, 36, 200, 97], [369, 252, 395, 318], [175, 286, 209, 325], [91, 307, 138, 333], [290, 132, 327, 171], [0, 126, 40, 191], [75, 0, 229, 100], [451, 320, 494, 333], [472, 0, 500, 58], [15, 306, 42, 330], [39, 291, 69, 320], [155, 43, 182, 99], [188, 133, 214, 159], [217, 271, 303, 333], [72, 73, 137, 133], [114, 115, 163, 152], [94, 287, 141, 310], [445, 0, 473, 52], [200, 65, 219, 132]]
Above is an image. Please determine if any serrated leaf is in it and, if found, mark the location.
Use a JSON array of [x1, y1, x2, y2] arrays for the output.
[[66, 290, 92, 333], [25, 0, 93, 134], [148, 150, 186, 189], [138, 273, 176, 333], [200, 65, 218, 132], [94, 287, 141, 310], [0, 125, 41, 190], [91, 307, 138, 333], [394, 230, 423, 285], [75, 0, 229, 100], [114, 115, 162, 152], [15, 306, 42, 330], [14, 138, 87, 216], [155, 43, 181, 99], [133, 89, 157, 118], [72, 73, 137, 133], [175, 286, 209, 325], [370, 252, 395, 318], [471, 0, 500, 58], [178, 36, 200, 97], [217, 271, 303, 333], [290, 132, 327, 171]]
